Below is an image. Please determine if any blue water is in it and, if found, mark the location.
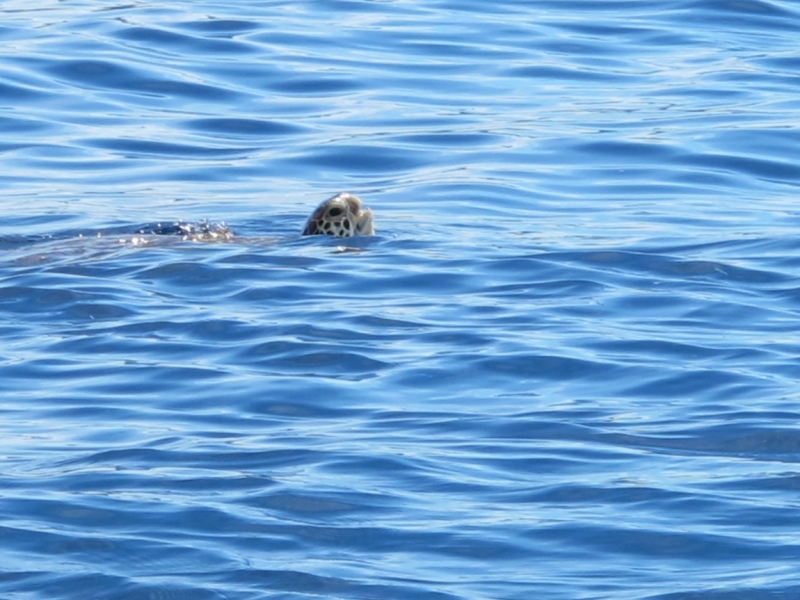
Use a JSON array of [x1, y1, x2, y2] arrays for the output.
[[2, 0, 800, 598]]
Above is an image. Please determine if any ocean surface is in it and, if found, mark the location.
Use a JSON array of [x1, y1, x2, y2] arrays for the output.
[[2, 1, 800, 598]]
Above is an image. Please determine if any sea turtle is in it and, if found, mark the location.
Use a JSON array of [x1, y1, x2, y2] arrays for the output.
[[3, 192, 374, 266], [135, 192, 374, 241]]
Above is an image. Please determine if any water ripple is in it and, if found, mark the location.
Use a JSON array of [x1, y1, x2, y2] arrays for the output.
[[2, 0, 800, 598]]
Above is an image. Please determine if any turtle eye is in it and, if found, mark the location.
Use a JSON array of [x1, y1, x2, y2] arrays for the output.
[[327, 207, 343, 217]]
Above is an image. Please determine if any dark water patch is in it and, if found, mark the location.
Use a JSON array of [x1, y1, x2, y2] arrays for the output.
[[675, 152, 800, 186], [60, 446, 322, 473], [181, 117, 304, 138], [389, 131, 505, 148], [648, 584, 800, 600], [537, 250, 790, 286], [571, 140, 680, 163], [114, 25, 257, 55], [176, 18, 261, 35], [485, 278, 608, 299], [296, 143, 427, 173], [399, 38, 521, 63], [213, 567, 464, 600], [241, 489, 393, 519], [0, 141, 35, 154], [239, 341, 391, 380], [42, 58, 147, 89], [41, 57, 241, 101], [0, 79, 49, 101], [673, 0, 800, 29], [536, 521, 789, 561], [0, 284, 117, 315], [599, 421, 800, 460], [478, 353, 613, 381], [505, 64, 635, 82], [133, 259, 246, 292], [621, 369, 755, 400], [0, 116, 53, 135], [756, 54, 800, 72], [588, 339, 756, 364], [693, 128, 800, 174], [244, 397, 369, 420], [83, 137, 256, 159], [269, 75, 363, 95], [387, 351, 612, 392]]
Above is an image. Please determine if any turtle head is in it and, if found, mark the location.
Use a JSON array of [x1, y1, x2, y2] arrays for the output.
[[302, 192, 374, 238]]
